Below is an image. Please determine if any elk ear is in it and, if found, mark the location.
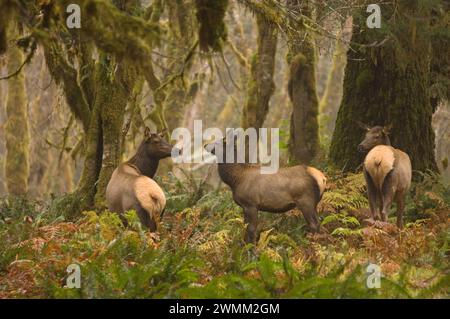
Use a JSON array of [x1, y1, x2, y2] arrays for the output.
[[144, 127, 151, 138], [357, 121, 370, 131], [383, 124, 392, 135], [158, 128, 168, 138]]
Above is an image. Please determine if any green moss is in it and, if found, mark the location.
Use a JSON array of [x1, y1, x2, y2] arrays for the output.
[[355, 69, 374, 92]]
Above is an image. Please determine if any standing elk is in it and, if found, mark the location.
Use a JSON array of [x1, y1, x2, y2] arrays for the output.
[[106, 128, 178, 231], [204, 131, 326, 244], [357, 124, 412, 228]]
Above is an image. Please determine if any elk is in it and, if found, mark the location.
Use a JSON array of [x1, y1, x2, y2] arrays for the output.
[[204, 132, 326, 243], [106, 128, 177, 231], [357, 124, 412, 228]]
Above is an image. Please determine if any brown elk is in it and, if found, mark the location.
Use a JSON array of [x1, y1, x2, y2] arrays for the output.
[[204, 132, 326, 243], [106, 128, 177, 231], [357, 124, 412, 228]]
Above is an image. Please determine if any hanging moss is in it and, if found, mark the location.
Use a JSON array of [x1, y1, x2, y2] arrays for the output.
[[195, 0, 229, 52]]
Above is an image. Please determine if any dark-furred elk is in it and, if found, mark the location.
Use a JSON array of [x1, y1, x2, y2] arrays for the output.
[[205, 132, 326, 244], [106, 128, 177, 231], [358, 124, 412, 228]]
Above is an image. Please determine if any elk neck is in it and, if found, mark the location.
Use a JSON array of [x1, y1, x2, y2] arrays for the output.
[[217, 162, 248, 188], [127, 145, 159, 178]]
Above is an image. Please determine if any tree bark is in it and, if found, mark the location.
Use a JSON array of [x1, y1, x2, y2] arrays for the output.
[[329, 3, 438, 173], [318, 17, 352, 144], [94, 58, 137, 208], [4, 22, 30, 195], [29, 54, 53, 198], [0, 61, 5, 195]]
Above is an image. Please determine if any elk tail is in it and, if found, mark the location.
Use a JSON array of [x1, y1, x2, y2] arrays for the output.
[[364, 146, 395, 191], [306, 166, 327, 202]]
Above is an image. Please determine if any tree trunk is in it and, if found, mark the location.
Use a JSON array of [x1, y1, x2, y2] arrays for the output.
[[318, 17, 352, 144], [241, 15, 277, 130], [94, 59, 137, 208], [329, 3, 438, 173], [432, 101, 450, 180], [4, 23, 30, 196], [67, 79, 103, 216], [286, 1, 319, 164], [0, 61, 5, 195], [29, 54, 54, 198]]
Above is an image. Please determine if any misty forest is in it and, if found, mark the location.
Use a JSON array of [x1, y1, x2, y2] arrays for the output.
[[0, 0, 449, 298]]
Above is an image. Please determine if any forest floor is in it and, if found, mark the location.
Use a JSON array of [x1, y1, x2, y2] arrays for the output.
[[0, 171, 449, 298]]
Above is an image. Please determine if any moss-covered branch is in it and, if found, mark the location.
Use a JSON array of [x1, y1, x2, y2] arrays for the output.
[[43, 42, 91, 131]]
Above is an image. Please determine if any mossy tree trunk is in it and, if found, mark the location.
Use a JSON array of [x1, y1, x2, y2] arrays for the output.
[[318, 18, 352, 144], [0, 61, 6, 195], [29, 56, 53, 198], [72, 82, 102, 215], [39, 1, 149, 216], [4, 22, 30, 196], [329, 2, 438, 173], [241, 15, 277, 130], [94, 58, 138, 208], [286, 0, 319, 164]]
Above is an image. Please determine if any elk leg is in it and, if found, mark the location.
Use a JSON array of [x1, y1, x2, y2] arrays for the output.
[[243, 206, 259, 244], [297, 199, 320, 233], [381, 172, 394, 222], [134, 203, 157, 232], [381, 195, 393, 222], [364, 168, 379, 220], [377, 192, 383, 220]]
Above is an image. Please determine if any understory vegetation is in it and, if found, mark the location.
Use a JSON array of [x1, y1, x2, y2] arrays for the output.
[[1, 171, 448, 298]]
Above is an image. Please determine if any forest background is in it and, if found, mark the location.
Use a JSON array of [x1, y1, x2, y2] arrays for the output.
[[0, 0, 449, 298]]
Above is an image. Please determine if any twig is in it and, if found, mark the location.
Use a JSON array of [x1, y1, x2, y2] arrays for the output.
[[0, 41, 37, 80]]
